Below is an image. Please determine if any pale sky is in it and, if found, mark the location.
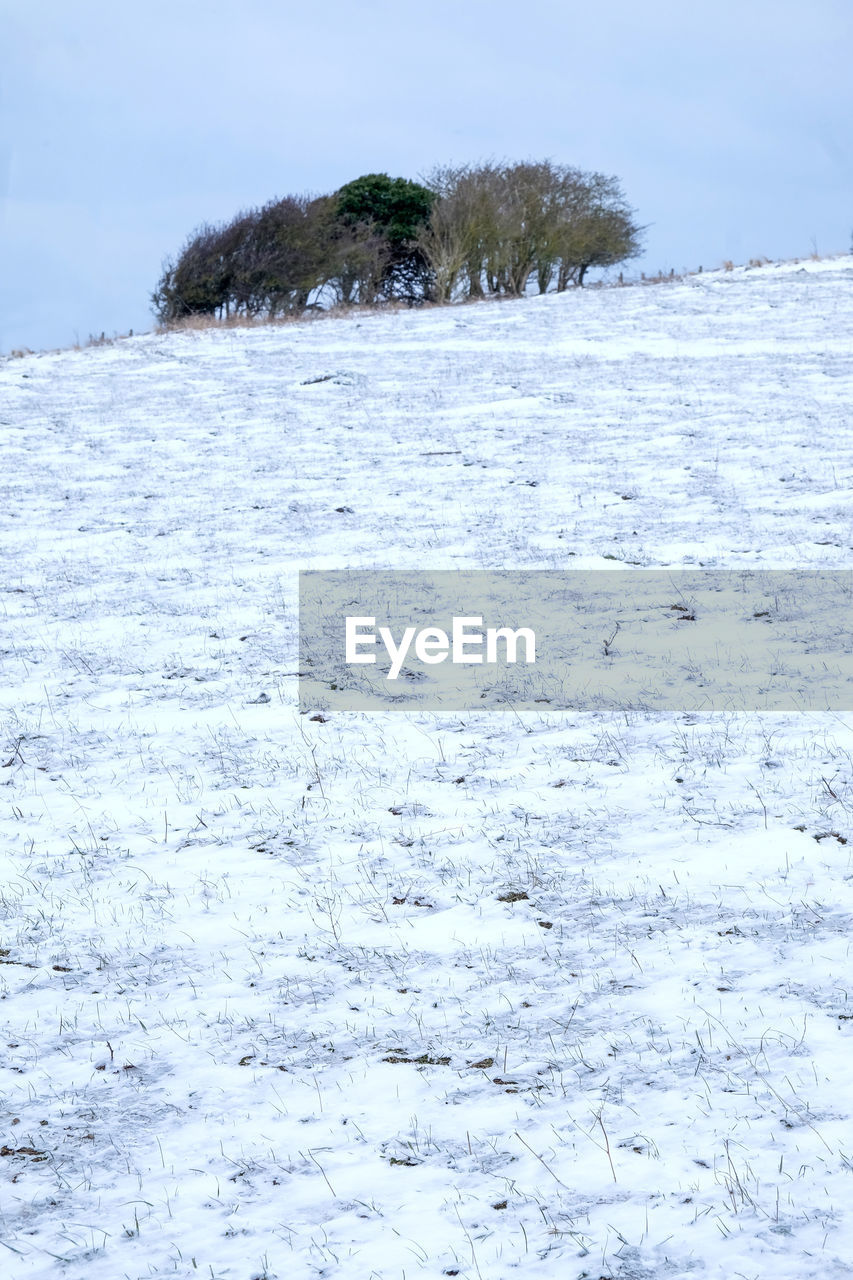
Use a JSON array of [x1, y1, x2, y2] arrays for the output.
[[2, 0, 851, 352]]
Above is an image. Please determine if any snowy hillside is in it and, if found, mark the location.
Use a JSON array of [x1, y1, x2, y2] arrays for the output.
[[1, 257, 853, 1279]]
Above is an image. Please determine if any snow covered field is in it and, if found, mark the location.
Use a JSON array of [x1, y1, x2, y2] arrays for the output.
[[2, 256, 853, 1279]]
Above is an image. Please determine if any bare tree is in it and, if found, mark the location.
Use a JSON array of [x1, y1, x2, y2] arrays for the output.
[[151, 222, 236, 321], [417, 160, 641, 303], [487, 161, 566, 296], [232, 195, 332, 316], [416, 165, 476, 301], [419, 162, 505, 300], [548, 173, 643, 290]]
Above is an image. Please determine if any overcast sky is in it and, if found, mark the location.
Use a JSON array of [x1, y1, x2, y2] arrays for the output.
[[2, 0, 851, 353]]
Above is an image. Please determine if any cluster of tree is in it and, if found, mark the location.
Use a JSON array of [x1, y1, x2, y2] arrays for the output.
[[419, 161, 643, 302], [151, 162, 643, 323]]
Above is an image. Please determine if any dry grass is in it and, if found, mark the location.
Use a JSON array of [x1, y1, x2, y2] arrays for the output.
[[156, 297, 440, 338], [69, 329, 138, 351], [640, 268, 687, 285]]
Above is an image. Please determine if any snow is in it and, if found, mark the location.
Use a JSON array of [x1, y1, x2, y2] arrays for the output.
[[1, 256, 853, 1278]]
